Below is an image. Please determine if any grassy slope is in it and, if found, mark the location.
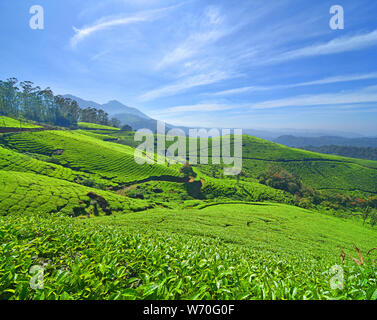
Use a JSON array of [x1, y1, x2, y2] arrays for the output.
[[114, 132, 377, 194], [1, 130, 180, 184], [93, 203, 377, 260], [0, 144, 113, 186], [0, 131, 295, 215], [77, 122, 120, 131], [1, 127, 377, 300], [200, 135, 377, 195], [2, 203, 377, 300], [0, 170, 150, 216], [0, 116, 41, 128]]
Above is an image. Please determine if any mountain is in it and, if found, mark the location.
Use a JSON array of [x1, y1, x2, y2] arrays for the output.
[[63, 94, 189, 132], [274, 135, 377, 148], [101, 100, 150, 119], [62, 95, 367, 138], [301, 145, 377, 161], [63, 94, 153, 129], [243, 129, 363, 141]]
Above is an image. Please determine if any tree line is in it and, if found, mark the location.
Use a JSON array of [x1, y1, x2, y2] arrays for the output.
[[0, 78, 120, 128]]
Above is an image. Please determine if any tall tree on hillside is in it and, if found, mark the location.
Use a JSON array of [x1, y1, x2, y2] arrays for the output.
[[110, 117, 121, 128], [0, 78, 19, 116], [0, 77, 119, 128]]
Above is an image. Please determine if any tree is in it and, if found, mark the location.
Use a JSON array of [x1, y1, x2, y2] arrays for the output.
[[180, 163, 197, 180], [362, 206, 372, 226], [236, 170, 246, 184], [370, 211, 377, 228], [258, 165, 303, 195], [0, 77, 119, 128], [110, 117, 121, 128], [121, 124, 133, 132]]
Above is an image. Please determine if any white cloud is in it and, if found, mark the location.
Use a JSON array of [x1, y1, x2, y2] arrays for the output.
[[213, 72, 377, 96], [156, 30, 227, 70], [138, 71, 234, 101], [213, 86, 269, 96], [162, 103, 239, 113], [155, 6, 233, 70], [71, 6, 175, 47], [249, 86, 377, 109], [268, 29, 377, 64]]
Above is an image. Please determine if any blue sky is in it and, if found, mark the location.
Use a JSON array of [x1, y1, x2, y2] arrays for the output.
[[1, 0, 377, 135]]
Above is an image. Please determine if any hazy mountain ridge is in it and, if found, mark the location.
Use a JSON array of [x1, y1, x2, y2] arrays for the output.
[[301, 145, 377, 161], [63, 94, 372, 139], [274, 135, 377, 148], [63, 94, 151, 119]]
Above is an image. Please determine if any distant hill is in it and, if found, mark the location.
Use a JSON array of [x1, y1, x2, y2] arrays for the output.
[[62, 94, 156, 130], [301, 145, 377, 161], [274, 135, 377, 148], [244, 129, 363, 141], [63, 94, 150, 119], [62, 94, 189, 132]]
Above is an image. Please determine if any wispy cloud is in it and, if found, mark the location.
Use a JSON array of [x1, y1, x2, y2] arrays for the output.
[[161, 103, 239, 114], [213, 86, 269, 96], [249, 85, 377, 110], [213, 72, 377, 96], [156, 30, 227, 70], [155, 6, 233, 70], [138, 71, 234, 102], [267, 29, 377, 64], [71, 6, 175, 47]]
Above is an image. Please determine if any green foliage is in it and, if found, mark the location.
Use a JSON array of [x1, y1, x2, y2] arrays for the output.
[[258, 165, 303, 195], [302, 145, 377, 161], [362, 207, 372, 225], [180, 163, 197, 179], [204, 135, 377, 195], [199, 175, 293, 203], [121, 124, 133, 132], [1, 130, 180, 184], [0, 170, 151, 216], [1, 123, 377, 300], [0, 144, 113, 188], [81, 179, 107, 190], [0, 78, 119, 128], [1, 204, 377, 300], [370, 211, 377, 228], [77, 122, 120, 131], [0, 116, 41, 128]]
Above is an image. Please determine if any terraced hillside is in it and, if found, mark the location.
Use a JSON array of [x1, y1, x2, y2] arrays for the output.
[[0, 116, 41, 129], [113, 132, 377, 195], [0, 128, 295, 216], [1, 130, 181, 184], [238, 136, 377, 195], [167, 135, 377, 195], [0, 144, 113, 186], [119, 176, 293, 206], [77, 122, 120, 131], [0, 170, 150, 216], [1, 122, 377, 300]]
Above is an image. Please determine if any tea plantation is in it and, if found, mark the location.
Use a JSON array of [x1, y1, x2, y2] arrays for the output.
[[1, 204, 377, 300], [1, 124, 377, 300], [1, 130, 180, 184], [0, 116, 41, 129]]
